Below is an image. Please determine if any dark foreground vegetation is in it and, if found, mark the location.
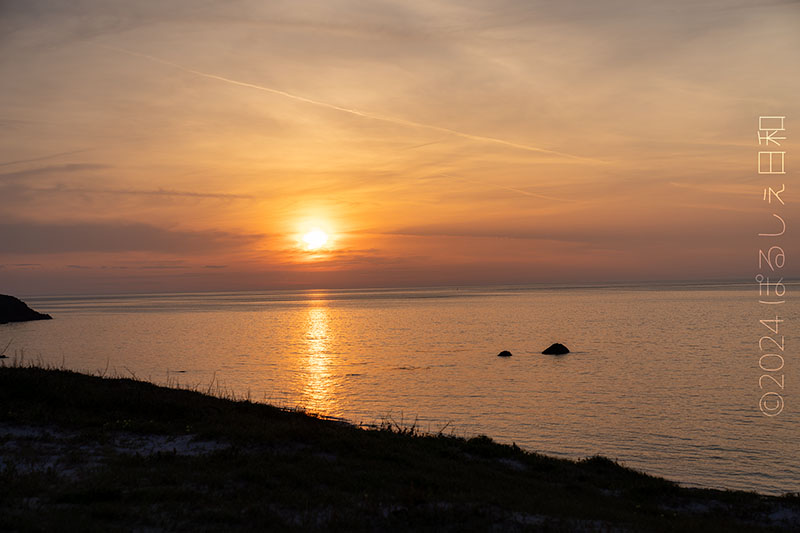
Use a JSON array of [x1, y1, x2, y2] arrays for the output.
[[0, 365, 797, 532]]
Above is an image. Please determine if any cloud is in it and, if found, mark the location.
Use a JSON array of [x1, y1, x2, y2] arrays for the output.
[[0, 164, 106, 182], [0, 184, 253, 210], [0, 219, 263, 254], [95, 44, 599, 162], [0, 150, 90, 168], [385, 213, 760, 249], [23, 185, 253, 200]]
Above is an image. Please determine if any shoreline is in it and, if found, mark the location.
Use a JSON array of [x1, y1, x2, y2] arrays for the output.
[[1, 364, 798, 531]]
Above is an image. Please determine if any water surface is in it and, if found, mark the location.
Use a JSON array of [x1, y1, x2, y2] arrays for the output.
[[3, 284, 797, 495]]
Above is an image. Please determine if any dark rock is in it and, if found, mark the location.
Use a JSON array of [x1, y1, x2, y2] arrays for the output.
[[0, 295, 52, 324], [542, 343, 569, 355], [497, 350, 513, 357]]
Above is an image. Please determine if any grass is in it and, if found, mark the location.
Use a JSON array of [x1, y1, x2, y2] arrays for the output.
[[0, 363, 797, 532]]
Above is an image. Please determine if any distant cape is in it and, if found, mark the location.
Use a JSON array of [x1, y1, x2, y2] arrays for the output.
[[0, 295, 52, 324]]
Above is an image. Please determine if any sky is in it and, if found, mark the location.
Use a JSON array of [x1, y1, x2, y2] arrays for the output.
[[1, 0, 798, 295]]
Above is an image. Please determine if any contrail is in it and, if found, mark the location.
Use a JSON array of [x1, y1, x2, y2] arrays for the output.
[[0, 149, 89, 168], [438, 173, 571, 202], [94, 44, 601, 163], [29, 185, 253, 200]]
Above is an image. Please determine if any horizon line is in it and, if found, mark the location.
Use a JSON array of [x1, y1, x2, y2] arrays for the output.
[[13, 277, 774, 300]]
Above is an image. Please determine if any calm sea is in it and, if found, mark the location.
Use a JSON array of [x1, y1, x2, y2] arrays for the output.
[[3, 283, 798, 495]]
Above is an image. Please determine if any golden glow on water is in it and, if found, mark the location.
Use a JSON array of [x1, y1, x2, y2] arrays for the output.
[[299, 305, 338, 414]]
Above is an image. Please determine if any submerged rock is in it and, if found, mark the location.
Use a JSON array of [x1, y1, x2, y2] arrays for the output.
[[497, 350, 513, 357], [542, 343, 569, 355], [0, 295, 52, 324]]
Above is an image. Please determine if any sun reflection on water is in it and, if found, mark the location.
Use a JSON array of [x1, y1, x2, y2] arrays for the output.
[[299, 305, 338, 415]]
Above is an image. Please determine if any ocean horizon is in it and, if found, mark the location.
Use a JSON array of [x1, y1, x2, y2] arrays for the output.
[[15, 277, 759, 300]]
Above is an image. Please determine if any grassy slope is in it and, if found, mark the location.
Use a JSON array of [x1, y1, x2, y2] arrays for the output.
[[0, 366, 797, 532]]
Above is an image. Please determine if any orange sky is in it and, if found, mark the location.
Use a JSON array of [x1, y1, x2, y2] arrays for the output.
[[1, 1, 798, 295]]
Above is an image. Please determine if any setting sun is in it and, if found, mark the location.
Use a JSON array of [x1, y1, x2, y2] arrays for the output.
[[302, 229, 329, 251]]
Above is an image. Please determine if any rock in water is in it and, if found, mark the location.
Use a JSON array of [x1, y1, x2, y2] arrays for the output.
[[497, 350, 513, 357], [542, 343, 569, 355], [0, 295, 52, 324]]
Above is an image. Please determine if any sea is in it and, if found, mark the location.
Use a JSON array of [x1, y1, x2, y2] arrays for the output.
[[2, 283, 798, 495]]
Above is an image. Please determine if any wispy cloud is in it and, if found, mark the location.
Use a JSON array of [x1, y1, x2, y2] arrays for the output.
[[0, 150, 90, 168], [434, 174, 572, 202], [25, 185, 253, 200], [94, 44, 602, 163], [385, 215, 759, 248], [0, 164, 106, 181], [0, 219, 263, 254]]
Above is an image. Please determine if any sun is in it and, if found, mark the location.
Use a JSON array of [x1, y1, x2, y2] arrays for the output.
[[302, 229, 329, 251]]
